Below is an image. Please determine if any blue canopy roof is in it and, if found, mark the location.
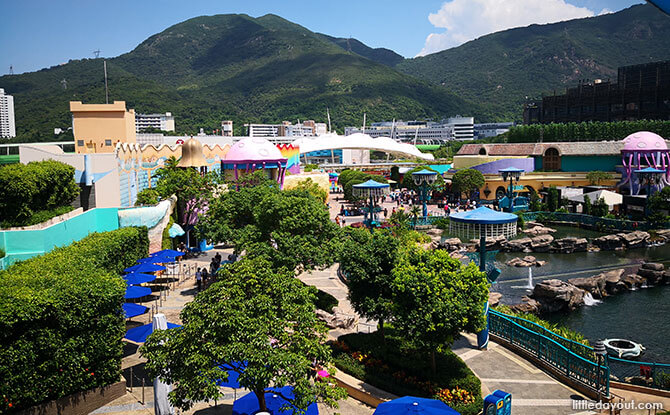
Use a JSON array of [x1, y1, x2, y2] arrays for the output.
[[374, 396, 460, 415], [123, 273, 157, 285], [124, 285, 152, 299], [634, 167, 666, 174], [136, 256, 172, 264], [353, 179, 389, 189], [498, 167, 525, 172], [151, 249, 185, 257], [232, 386, 318, 415], [124, 322, 181, 343], [412, 169, 438, 176], [122, 303, 148, 319], [449, 206, 518, 225], [123, 263, 166, 273]]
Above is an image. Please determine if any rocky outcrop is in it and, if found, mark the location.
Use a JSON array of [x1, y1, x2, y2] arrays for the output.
[[551, 237, 588, 253], [568, 273, 608, 299], [637, 262, 666, 285], [532, 279, 585, 313], [441, 238, 463, 252], [522, 226, 557, 236], [593, 231, 650, 251], [530, 234, 554, 252], [506, 255, 546, 267], [604, 269, 627, 295], [621, 274, 646, 290], [473, 235, 507, 251], [315, 309, 357, 329], [509, 296, 541, 314], [657, 229, 670, 241], [503, 237, 533, 252], [488, 292, 502, 307]]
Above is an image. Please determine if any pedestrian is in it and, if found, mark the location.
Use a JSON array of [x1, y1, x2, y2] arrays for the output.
[[195, 268, 202, 291], [210, 258, 218, 277], [202, 268, 209, 285], [383, 208, 388, 218], [342, 218, 346, 227], [335, 216, 340, 227]]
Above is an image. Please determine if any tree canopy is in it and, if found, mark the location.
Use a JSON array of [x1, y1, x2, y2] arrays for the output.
[[338, 169, 388, 202], [451, 169, 485, 199], [402, 166, 445, 193], [141, 256, 346, 411], [586, 171, 613, 186]]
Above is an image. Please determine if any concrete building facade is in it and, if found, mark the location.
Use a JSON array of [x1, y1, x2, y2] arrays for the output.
[[70, 101, 136, 154], [447, 116, 475, 141], [0, 88, 16, 138], [135, 112, 175, 132]]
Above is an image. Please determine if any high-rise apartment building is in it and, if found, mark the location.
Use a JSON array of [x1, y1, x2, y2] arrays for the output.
[[0, 88, 16, 138], [447, 116, 474, 141], [135, 112, 175, 132], [221, 120, 234, 137]]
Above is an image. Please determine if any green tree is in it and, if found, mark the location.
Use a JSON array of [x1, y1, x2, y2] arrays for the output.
[[402, 166, 445, 193], [529, 189, 542, 211], [135, 188, 160, 206], [338, 228, 400, 339], [546, 186, 559, 212], [391, 248, 489, 376], [451, 169, 485, 199], [592, 197, 609, 217], [586, 171, 613, 186], [141, 257, 346, 412], [293, 178, 327, 203], [583, 195, 592, 215], [648, 187, 670, 226]]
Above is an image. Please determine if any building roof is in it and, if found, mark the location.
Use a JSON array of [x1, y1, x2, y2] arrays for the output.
[[449, 206, 518, 224], [457, 141, 629, 157], [622, 131, 668, 151], [567, 190, 623, 206], [224, 137, 284, 161], [291, 133, 435, 160]]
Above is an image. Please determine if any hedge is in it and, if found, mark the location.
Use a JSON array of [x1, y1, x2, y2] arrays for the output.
[[507, 120, 670, 143], [0, 227, 149, 412], [0, 160, 79, 224]]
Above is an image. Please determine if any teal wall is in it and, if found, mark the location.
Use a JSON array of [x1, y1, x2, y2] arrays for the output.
[[533, 155, 620, 172], [0, 208, 119, 269]]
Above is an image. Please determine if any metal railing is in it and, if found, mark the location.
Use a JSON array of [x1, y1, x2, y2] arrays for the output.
[[489, 310, 609, 397], [521, 211, 670, 231], [608, 356, 670, 392], [411, 214, 447, 227]]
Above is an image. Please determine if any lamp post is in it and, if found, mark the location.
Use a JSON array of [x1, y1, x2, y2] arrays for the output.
[[634, 167, 665, 216], [498, 167, 524, 212], [412, 169, 438, 218], [594, 340, 607, 403], [352, 179, 390, 230]]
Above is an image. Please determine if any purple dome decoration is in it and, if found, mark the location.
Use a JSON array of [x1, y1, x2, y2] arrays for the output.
[[222, 137, 288, 188], [620, 131, 669, 195]]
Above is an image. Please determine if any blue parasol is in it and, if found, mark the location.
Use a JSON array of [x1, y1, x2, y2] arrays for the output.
[[123, 263, 166, 273], [122, 303, 148, 318], [151, 249, 185, 257], [374, 396, 460, 415], [124, 322, 181, 343], [124, 285, 152, 299], [123, 273, 157, 285], [216, 361, 247, 389], [233, 386, 318, 415], [136, 256, 172, 264]]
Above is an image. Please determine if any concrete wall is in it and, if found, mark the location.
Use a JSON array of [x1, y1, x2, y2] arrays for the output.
[[70, 101, 136, 154]]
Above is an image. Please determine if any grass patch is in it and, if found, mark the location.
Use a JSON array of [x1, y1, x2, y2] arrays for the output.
[[331, 328, 482, 415], [1, 205, 74, 228]]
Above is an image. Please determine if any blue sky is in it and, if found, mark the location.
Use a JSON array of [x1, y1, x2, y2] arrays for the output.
[[1, 0, 642, 75]]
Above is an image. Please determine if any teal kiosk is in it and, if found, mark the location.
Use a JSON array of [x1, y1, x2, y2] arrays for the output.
[[484, 390, 511, 415]]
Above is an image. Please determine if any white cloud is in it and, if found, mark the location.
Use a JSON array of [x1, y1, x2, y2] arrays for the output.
[[417, 0, 596, 56]]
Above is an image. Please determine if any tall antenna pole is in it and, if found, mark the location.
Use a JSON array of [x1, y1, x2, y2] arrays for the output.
[[326, 108, 332, 133], [9, 65, 14, 75], [103, 60, 109, 104], [362, 113, 366, 133]]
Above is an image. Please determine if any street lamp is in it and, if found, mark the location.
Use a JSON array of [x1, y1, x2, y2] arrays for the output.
[[412, 169, 438, 218], [498, 167, 524, 212], [352, 179, 390, 230], [634, 167, 665, 215], [594, 340, 607, 403]]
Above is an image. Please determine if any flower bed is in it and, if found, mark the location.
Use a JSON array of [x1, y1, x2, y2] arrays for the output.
[[331, 330, 482, 415]]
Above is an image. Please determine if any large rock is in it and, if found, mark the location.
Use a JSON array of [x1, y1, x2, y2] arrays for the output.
[[530, 234, 554, 252], [593, 234, 624, 250], [315, 309, 357, 329], [488, 292, 502, 307], [441, 238, 463, 252], [532, 279, 585, 313], [621, 274, 646, 290], [522, 226, 557, 236], [657, 229, 670, 241], [503, 237, 533, 252], [474, 235, 507, 251], [506, 255, 547, 267], [568, 273, 608, 299], [509, 296, 541, 314], [637, 267, 666, 285], [425, 228, 443, 237], [618, 231, 650, 249], [641, 262, 665, 271], [551, 237, 588, 253], [603, 269, 626, 294]]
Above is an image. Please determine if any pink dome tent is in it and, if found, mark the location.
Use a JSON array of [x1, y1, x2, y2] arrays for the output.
[[620, 131, 670, 195], [221, 137, 288, 188]]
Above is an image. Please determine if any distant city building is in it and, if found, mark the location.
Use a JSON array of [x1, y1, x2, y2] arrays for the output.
[[474, 122, 514, 139], [345, 120, 454, 144], [0, 88, 16, 138], [70, 101, 136, 153], [524, 60, 670, 124], [221, 120, 233, 137], [244, 120, 327, 143], [135, 112, 175, 132], [447, 116, 474, 141]]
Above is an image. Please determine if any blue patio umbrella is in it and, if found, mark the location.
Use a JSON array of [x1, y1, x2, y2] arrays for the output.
[[123, 273, 157, 285], [136, 255, 172, 264], [216, 361, 247, 389], [374, 396, 460, 415], [123, 263, 166, 273], [151, 249, 185, 257], [122, 303, 148, 319], [124, 322, 181, 343], [233, 386, 318, 415], [124, 285, 152, 299]]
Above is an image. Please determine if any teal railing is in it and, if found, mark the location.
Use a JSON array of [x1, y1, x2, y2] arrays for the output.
[[411, 215, 447, 227], [489, 310, 609, 397], [521, 211, 670, 231], [607, 356, 670, 391]]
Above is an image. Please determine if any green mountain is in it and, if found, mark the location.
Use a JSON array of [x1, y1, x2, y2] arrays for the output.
[[1, 13, 482, 141], [397, 3, 670, 121], [317, 34, 404, 67]]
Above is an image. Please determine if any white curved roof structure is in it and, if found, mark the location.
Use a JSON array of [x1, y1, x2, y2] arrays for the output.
[[291, 133, 435, 161]]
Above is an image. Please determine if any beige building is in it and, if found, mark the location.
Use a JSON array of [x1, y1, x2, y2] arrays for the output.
[[70, 101, 136, 153]]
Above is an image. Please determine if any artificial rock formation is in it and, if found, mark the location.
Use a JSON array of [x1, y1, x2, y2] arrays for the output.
[[532, 279, 585, 313], [522, 225, 557, 236], [506, 255, 547, 267], [551, 237, 588, 253], [592, 231, 650, 251]]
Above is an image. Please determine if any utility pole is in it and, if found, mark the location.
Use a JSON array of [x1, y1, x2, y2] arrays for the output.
[[103, 60, 109, 104]]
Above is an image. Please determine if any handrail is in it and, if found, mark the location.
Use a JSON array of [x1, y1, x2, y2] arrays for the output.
[[521, 211, 670, 231]]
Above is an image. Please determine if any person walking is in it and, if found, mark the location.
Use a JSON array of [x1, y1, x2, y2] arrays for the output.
[[195, 268, 202, 291], [383, 208, 388, 218]]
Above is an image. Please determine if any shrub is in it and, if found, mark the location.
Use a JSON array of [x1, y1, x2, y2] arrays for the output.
[[162, 216, 175, 250], [135, 188, 160, 206], [312, 287, 338, 313], [0, 227, 149, 412], [1, 205, 73, 228], [0, 160, 79, 224]]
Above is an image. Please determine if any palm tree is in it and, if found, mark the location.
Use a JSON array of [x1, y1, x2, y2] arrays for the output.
[[410, 205, 421, 228]]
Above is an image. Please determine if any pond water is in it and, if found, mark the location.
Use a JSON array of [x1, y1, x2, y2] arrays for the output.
[[465, 224, 670, 363]]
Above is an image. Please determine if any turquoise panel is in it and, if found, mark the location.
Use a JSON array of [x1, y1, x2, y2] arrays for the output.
[[560, 156, 620, 172], [0, 208, 119, 269], [534, 156, 543, 170]]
